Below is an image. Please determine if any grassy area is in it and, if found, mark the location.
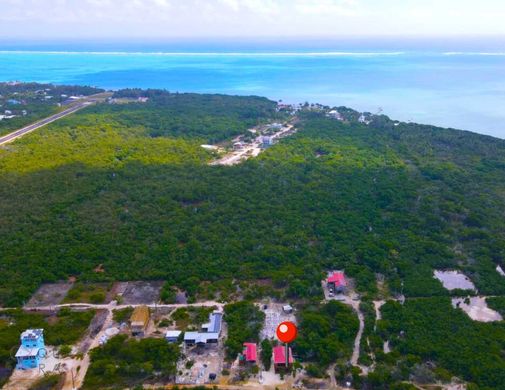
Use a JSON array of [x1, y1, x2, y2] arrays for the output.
[[170, 306, 215, 331], [62, 283, 110, 304], [112, 307, 134, 323]]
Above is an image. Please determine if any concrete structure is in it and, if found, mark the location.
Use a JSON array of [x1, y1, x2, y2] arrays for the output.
[[130, 305, 150, 336], [165, 330, 182, 343], [327, 271, 347, 294], [15, 329, 45, 370], [241, 343, 257, 364], [273, 345, 293, 371]]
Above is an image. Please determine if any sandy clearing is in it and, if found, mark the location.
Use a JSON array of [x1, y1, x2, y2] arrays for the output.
[[434, 270, 476, 291], [452, 297, 503, 322]]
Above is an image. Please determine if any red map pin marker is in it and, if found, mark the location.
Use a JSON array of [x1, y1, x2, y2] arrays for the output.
[[276, 321, 298, 343]]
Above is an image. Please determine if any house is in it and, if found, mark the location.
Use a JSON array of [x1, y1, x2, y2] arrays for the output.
[[240, 343, 257, 364], [327, 271, 347, 294], [262, 136, 274, 148], [165, 330, 182, 343], [130, 305, 150, 336], [282, 304, 293, 314], [273, 345, 293, 371], [183, 311, 223, 346], [183, 331, 219, 346], [233, 142, 244, 150], [15, 329, 46, 370]]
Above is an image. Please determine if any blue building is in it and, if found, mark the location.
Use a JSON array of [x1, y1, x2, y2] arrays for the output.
[[15, 329, 45, 370]]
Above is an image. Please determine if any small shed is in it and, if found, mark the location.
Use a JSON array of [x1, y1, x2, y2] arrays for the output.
[[165, 330, 182, 343], [130, 305, 150, 336], [242, 342, 257, 364]]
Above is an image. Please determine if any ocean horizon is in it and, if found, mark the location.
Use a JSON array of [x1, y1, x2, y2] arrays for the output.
[[1, 38, 504, 138]]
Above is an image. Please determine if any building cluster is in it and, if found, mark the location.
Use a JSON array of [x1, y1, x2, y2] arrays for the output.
[[238, 342, 294, 372], [181, 311, 223, 346]]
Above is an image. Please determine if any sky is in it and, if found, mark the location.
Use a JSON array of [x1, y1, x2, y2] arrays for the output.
[[1, 0, 505, 40]]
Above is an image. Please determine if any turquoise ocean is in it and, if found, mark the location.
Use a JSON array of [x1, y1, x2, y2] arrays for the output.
[[0, 39, 504, 138]]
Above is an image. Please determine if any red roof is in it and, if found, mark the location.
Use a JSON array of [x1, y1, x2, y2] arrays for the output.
[[273, 346, 294, 365], [243, 343, 257, 362], [327, 271, 347, 286]]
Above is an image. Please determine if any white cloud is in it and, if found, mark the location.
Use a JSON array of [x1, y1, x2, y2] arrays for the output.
[[0, 0, 504, 38]]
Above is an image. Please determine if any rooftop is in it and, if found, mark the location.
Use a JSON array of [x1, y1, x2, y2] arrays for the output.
[[327, 271, 347, 286], [184, 331, 219, 344], [273, 345, 293, 365], [15, 346, 40, 358], [130, 305, 150, 327], [21, 329, 44, 340], [202, 311, 222, 334], [243, 342, 257, 362]]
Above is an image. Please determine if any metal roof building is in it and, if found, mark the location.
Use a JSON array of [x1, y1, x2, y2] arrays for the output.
[[130, 305, 150, 336], [202, 311, 223, 334]]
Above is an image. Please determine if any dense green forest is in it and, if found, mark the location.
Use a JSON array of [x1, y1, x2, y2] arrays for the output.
[[380, 298, 505, 389], [295, 301, 359, 373], [1, 86, 505, 387], [103, 88, 279, 142], [83, 334, 180, 389]]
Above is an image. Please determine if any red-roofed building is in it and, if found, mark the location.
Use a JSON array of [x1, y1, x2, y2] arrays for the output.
[[273, 345, 294, 371], [327, 271, 347, 293], [242, 343, 257, 364]]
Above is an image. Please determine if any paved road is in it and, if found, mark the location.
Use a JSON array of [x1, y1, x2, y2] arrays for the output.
[[0, 93, 112, 146]]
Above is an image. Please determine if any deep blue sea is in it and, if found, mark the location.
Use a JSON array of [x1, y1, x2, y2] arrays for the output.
[[1, 39, 504, 138]]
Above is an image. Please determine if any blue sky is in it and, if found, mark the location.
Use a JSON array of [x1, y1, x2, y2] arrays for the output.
[[1, 0, 505, 39]]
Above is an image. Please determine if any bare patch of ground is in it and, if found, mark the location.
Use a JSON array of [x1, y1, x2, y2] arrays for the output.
[[25, 282, 73, 308], [119, 281, 164, 305], [434, 270, 476, 291], [259, 301, 296, 340], [452, 297, 503, 322]]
